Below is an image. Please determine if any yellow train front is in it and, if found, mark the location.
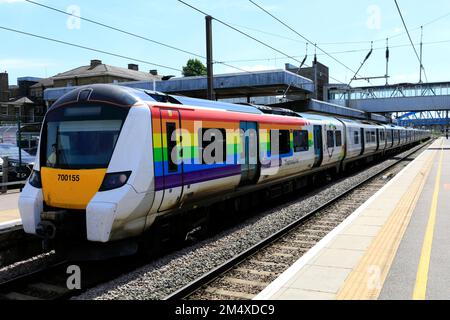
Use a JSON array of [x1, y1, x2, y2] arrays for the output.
[[19, 85, 157, 258]]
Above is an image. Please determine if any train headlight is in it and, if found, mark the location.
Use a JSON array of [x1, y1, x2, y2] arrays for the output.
[[99, 171, 131, 192], [28, 170, 42, 188]]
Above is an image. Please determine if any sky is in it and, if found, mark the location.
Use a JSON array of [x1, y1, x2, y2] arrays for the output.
[[1, 0, 450, 87]]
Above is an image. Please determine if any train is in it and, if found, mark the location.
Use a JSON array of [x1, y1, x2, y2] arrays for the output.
[[18, 84, 430, 259]]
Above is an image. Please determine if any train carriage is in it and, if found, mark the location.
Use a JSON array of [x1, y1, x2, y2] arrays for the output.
[[18, 84, 430, 258]]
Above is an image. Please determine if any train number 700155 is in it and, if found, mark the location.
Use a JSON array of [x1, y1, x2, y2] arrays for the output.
[[57, 174, 80, 182]]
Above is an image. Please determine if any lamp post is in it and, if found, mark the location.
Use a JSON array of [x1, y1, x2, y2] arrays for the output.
[[17, 105, 22, 175]]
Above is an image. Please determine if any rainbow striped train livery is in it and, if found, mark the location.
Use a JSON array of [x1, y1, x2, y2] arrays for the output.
[[18, 84, 430, 258]]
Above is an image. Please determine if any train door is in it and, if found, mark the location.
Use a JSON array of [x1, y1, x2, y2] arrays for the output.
[[239, 121, 260, 186], [390, 129, 394, 147], [158, 109, 184, 212], [359, 128, 365, 155], [312, 125, 323, 167], [375, 128, 380, 151]]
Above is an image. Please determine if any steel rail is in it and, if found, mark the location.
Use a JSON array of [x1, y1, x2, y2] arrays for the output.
[[0, 260, 69, 296]]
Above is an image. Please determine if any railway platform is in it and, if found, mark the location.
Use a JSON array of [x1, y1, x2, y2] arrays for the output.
[[0, 191, 21, 231], [255, 137, 450, 300]]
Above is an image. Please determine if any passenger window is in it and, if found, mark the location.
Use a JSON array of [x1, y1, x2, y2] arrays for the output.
[[166, 122, 178, 172], [327, 130, 334, 148], [278, 130, 291, 155], [354, 131, 359, 144], [270, 130, 291, 155], [335, 131, 342, 147], [200, 128, 227, 164], [293, 130, 309, 152]]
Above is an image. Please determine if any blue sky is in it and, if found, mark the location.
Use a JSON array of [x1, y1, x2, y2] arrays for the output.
[[1, 0, 450, 87]]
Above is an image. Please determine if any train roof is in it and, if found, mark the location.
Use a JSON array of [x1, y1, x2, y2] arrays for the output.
[[297, 113, 337, 121], [170, 95, 262, 115], [47, 85, 425, 131], [49, 84, 265, 115]]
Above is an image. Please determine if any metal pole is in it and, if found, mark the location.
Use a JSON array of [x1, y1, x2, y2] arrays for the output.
[[313, 45, 318, 100], [419, 26, 423, 83], [17, 112, 22, 174], [447, 110, 449, 139], [385, 38, 389, 86], [1, 156, 8, 194], [206, 15, 215, 100]]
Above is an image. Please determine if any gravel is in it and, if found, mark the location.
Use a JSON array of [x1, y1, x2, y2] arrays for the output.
[[0, 251, 57, 283], [69, 145, 424, 300]]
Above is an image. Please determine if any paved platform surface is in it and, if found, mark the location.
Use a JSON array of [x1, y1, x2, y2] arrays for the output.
[[255, 138, 449, 300], [0, 191, 21, 229]]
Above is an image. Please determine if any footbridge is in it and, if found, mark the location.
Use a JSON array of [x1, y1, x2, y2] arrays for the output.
[[327, 82, 450, 113]]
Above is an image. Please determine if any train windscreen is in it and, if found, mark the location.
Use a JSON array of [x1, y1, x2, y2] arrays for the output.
[[42, 104, 129, 169]]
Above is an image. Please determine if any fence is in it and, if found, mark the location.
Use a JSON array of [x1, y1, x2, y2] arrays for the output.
[[0, 120, 39, 194], [1, 156, 29, 194]]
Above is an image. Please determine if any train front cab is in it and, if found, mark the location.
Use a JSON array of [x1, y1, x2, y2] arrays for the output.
[[19, 85, 156, 256]]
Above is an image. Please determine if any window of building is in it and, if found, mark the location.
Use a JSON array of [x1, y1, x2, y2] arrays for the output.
[[293, 130, 309, 152], [200, 128, 227, 164], [0, 105, 7, 116], [327, 130, 335, 148], [335, 131, 342, 147], [354, 131, 359, 144]]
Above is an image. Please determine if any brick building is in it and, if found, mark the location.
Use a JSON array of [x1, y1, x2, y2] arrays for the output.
[[0, 72, 9, 102], [30, 59, 161, 101]]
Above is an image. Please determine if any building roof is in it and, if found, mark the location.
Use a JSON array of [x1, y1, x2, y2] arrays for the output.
[[30, 77, 55, 89], [52, 63, 162, 82], [9, 97, 35, 105], [123, 69, 315, 99], [44, 69, 315, 102]]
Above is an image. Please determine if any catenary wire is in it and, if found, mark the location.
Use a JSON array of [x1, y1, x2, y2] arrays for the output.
[[177, 0, 347, 85], [0, 25, 182, 72]]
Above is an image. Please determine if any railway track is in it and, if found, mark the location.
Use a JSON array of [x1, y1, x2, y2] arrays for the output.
[[165, 141, 431, 300], [0, 256, 145, 300], [0, 142, 430, 300]]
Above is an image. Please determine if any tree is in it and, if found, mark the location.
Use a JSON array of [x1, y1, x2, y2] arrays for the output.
[[182, 58, 207, 77]]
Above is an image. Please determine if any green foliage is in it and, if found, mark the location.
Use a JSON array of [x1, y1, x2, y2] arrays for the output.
[[182, 58, 207, 77]]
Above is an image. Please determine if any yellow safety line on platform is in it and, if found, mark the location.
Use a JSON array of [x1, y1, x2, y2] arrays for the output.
[[413, 142, 444, 300], [336, 149, 436, 300], [0, 209, 21, 223]]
